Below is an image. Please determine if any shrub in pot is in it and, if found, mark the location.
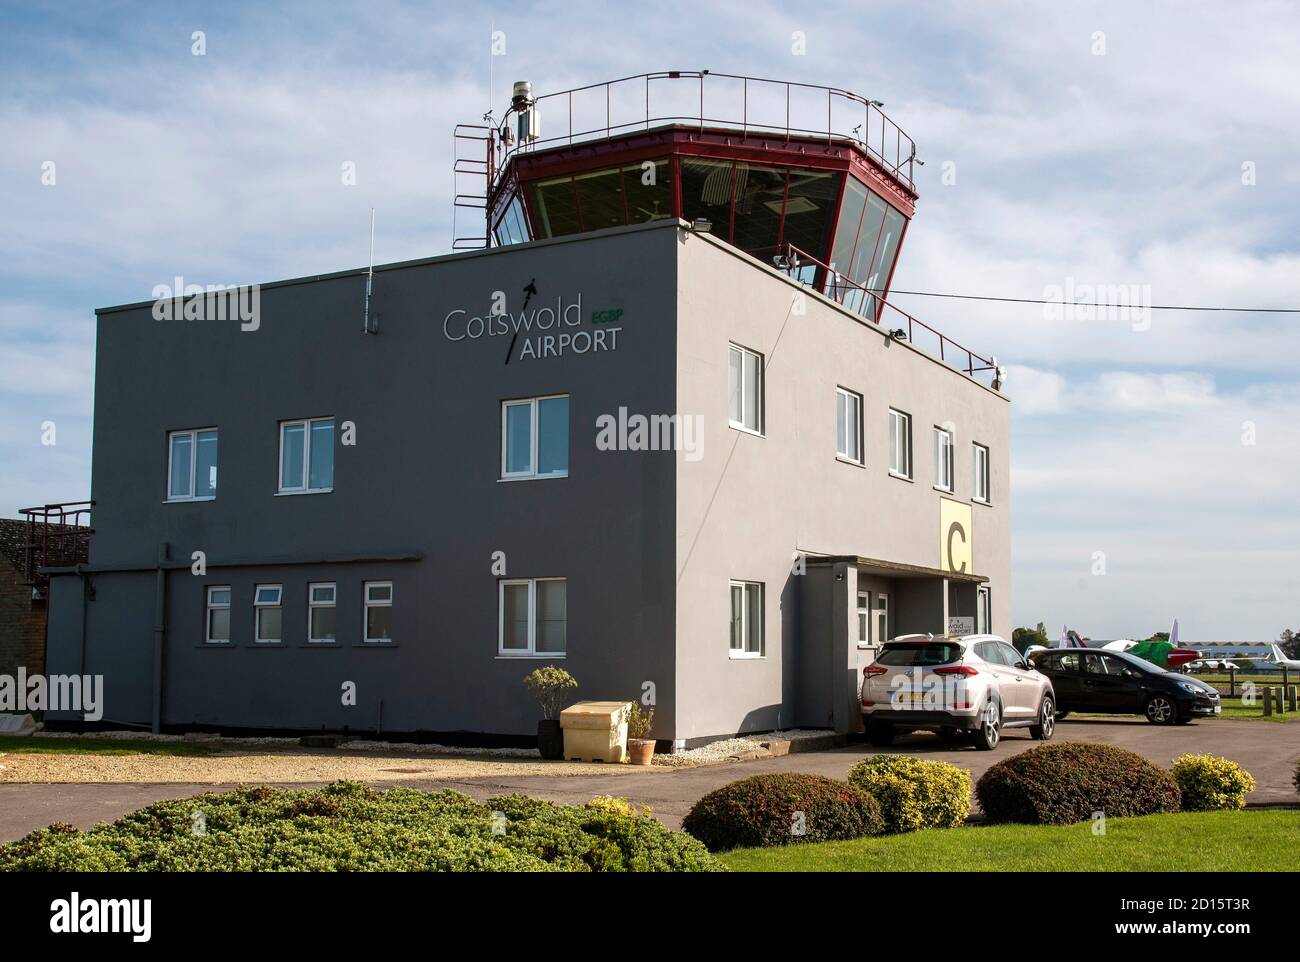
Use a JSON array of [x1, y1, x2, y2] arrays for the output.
[[626, 703, 655, 765], [1171, 753, 1255, 811], [523, 667, 576, 760], [975, 741, 1181, 825], [682, 772, 884, 851], [847, 754, 971, 832]]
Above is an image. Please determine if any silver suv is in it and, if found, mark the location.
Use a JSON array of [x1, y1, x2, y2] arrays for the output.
[[860, 634, 1056, 750]]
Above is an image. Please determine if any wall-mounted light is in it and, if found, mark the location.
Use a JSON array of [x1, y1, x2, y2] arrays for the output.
[[889, 328, 907, 340], [690, 217, 713, 233]]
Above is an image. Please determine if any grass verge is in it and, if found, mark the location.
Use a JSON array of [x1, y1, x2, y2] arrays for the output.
[[721, 809, 1298, 872]]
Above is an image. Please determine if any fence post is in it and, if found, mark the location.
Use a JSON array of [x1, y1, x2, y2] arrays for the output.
[[1263, 688, 1273, 716], [1228, 666, 1235, 698], [1289, 686, 1298, 712]]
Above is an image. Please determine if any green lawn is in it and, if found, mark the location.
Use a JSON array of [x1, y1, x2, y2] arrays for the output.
[[0, 735, 213, 757], [721, 810, 1299, 872]]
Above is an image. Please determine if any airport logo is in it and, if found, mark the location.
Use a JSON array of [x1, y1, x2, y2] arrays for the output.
[[442, 294, 624, 360], [50, 893, 151, 942], [0, 669, 104, 721]]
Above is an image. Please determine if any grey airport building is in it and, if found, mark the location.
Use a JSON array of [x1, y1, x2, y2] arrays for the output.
[[35, 72, 1011, 748]]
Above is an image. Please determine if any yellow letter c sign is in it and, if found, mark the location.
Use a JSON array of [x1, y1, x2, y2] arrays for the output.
[[940, 498, 973, 574]]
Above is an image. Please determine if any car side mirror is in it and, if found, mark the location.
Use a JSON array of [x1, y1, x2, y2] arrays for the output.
[[1020, 660, 1033, 671]]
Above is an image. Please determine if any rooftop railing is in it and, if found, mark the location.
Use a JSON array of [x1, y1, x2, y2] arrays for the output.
[[17, 501, 94, 588], [494, 70, 917, 191], [777, 244, 1000, 387]]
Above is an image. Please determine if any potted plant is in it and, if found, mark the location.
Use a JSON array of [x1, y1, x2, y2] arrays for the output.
[[523, 667, 576, 760], [626, 702, 656, 765]]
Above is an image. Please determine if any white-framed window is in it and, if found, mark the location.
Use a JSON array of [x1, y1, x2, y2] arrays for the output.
[[501, 395, 569, 480], [498, 578, 567, 656], [889, 409, 912, 479], [977, 586, 992, 635], [933, 425, 954, 492], [205, 586, 231, 644], [875, 592, 890, 645], [836, 387, 863, 464], [363, 581, 393, 644], [728, 343, 764, 435], [167, 428, 218, 501], [253, 584, 283, 644], [279, 417, 334, 493], [729, 580, 764, 657], [973, 443, 991, 504], [308, 582, 337, 644], [857, 590, 871, 647]]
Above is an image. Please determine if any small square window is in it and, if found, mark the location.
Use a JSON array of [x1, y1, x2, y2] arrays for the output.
[[167, 429, 218, 501], [279, 418, 334, 493], [501, 396, 569, 480], [498, 578, 567, 656]]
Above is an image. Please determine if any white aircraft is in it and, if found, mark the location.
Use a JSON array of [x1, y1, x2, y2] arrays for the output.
[[1187, 658, 1241, 672], [1269, 644, 1300, 670]]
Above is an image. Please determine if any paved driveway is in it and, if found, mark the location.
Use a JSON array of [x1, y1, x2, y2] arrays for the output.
[[1, 718, 1295, 841]]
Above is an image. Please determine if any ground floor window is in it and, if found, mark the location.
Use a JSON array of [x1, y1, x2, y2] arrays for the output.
[[729, 580, 764, 657], [308, 583, 337, 643], [857, 590, 871, 646], [363, 581, 393, 643], [499, 578, 567, 656], [875, 592, 890, 645], [205, 586, 231, 644], [977, 586, 991, 635], [254, 584, 283, 643]]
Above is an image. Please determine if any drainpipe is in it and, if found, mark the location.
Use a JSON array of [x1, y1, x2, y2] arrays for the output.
[[151, 542, 169, 734]]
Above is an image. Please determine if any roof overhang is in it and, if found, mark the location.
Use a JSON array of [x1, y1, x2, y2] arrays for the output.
[[804, 555, 988, 584]]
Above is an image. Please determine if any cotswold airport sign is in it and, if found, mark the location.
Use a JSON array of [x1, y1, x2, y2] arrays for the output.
[[442, 294, 622, 360]]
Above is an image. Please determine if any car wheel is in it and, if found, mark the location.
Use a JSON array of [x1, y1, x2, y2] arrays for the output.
[[1029, 695, 1055, 740], [866, 721, 895, 747], [1145, 694, 1177, 725], [972, 700, 1001, 750]]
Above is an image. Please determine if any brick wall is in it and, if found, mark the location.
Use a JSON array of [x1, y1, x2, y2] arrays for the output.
[[0, 558, 46, 676]]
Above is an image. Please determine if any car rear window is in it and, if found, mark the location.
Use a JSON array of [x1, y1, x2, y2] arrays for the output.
[[875, 642, 961, 667]]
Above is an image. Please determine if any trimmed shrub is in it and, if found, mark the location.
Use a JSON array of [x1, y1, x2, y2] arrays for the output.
[[1294, 760, 1300, 798], [975, 742, 1181, 825], [681, 773, 884, 851], [0, 781, 722, 872], [1171, 754, 1254, 811], [848, 755, 971, 832]]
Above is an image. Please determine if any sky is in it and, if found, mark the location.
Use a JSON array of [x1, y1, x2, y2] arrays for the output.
[[1, 1, 1297, 641]]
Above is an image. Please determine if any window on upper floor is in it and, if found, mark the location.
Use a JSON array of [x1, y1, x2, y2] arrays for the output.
[[728, 343, 764, 435], [973, 443, 991, 504], [933, 425, 954, 492], [889, 409, 912, 479], [501, 395, 569, 480], [168, 428, 218, 501], [279, 417, 334, 494], [836, 387, 863, 464]]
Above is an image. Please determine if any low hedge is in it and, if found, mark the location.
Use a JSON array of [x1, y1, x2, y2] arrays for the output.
[[682, 773, 884, 851], [1171, 754, 1255, 811], [0, 781, 723, 872], [975, 742, 1181, 825], [848, 755, 971, 832]]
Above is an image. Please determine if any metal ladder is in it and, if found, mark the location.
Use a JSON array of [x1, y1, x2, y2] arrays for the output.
[[452, 124, 494, 250]]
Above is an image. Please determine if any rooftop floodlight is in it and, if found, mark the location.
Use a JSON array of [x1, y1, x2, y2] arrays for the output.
[[889, 328, 907, 340], [773, 252, 792, 270], [691, 217, 713, 233], [868, 99, 884, 108]]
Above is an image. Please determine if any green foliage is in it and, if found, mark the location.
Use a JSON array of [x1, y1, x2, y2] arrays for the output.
[[522, 667, 577, 720], [626, 702, 654, 740], [975, 742, 1181, 825], [1011, 622, 1049, 654], [847, 755, 971, 832], [0, 781, 722, 873], [681, 773, 884, 852], [1170, 754, 1255, 811], [1294, 760, 1300, 798]]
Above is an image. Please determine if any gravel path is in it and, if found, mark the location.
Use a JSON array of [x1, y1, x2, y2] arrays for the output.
[[0, 745, 648, 784]]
